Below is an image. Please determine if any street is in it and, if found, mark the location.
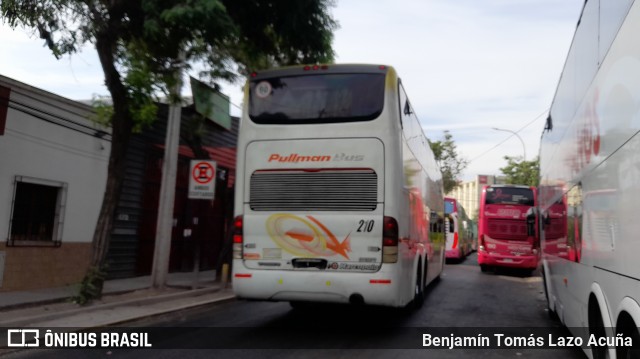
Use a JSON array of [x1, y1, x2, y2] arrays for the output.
[[7, 253, 585, 359]]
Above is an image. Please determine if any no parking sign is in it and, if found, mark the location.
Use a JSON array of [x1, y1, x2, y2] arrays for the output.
[[188, 160, 217, 199]]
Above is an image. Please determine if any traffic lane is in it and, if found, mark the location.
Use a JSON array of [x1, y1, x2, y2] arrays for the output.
[[421, 252, 551, 327], [138, 253, 584, 357], [5, 253, 585, 358]]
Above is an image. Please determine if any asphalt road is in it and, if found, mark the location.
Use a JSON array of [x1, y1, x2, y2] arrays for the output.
[[8, 253, 586, 358]]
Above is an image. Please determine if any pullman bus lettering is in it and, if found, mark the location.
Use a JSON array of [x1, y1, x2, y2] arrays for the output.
[[268, 153, 331, 163]]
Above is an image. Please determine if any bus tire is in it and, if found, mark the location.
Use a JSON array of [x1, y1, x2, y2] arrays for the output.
[[289, 301, 310, 310], [621, 328, 640, 359], [410, 264, 425, 310], [616, 312, 640, 359], [542, 268, 559, 321], [589, 295, 608, 359], [526, 268, 535, 277], [480, 264, 490, 273]]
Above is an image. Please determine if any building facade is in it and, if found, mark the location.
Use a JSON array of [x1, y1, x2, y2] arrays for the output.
[[0, 75, 238, 291], [106, 104, 239, 279], [0, 75, 111, 291], [446, 175, 505, 220]]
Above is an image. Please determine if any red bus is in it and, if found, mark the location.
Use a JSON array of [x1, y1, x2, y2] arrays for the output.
[[477, 184, 539, 274], [444, 197, 474, 260]]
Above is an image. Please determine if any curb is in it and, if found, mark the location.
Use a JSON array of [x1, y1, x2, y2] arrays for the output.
[[0, 287, 231, 327], [97, 292, 237, 327]]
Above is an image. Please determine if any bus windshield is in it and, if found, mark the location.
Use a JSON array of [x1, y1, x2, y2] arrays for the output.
[[485, 187, 534, 206], [249, 73, 385, 124]]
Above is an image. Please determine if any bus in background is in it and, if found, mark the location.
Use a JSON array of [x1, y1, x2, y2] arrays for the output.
[[444, 197, 474, 261], [539, 1, 640, 357], [477, 185, 539, 274], [232, 64, 445, 308]]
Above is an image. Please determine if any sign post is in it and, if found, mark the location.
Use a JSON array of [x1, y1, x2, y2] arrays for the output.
[[189, 160, 217, 199]]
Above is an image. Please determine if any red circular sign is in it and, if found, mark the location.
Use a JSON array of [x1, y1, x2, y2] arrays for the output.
[[192, 162, 215, 184]]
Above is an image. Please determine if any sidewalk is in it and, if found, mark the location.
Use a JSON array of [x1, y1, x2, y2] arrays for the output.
[[0, 270, 236, 328]]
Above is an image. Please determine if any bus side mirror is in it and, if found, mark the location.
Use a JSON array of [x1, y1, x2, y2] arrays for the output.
[[526, 208, 537, 237]]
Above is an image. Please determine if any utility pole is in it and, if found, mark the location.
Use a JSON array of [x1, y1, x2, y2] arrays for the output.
[[151, 60, 184, 289]]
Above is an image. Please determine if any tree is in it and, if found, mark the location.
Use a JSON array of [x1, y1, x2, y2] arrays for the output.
[[429, 130, 468, 193], [1, 0, 337, 302], [499, 156, 540, 187]]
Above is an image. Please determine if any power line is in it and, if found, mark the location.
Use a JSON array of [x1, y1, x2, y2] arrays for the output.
[[9, 87, 96, 119], [8, 99, 111, 140], [468, 108, 548, 164]]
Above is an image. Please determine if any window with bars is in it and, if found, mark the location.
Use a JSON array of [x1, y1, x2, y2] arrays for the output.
[[7, 176, 67, 247]]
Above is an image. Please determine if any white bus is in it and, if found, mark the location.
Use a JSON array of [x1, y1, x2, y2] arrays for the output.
[[539, 1, 640, 358], [231, 64, 445, 308]]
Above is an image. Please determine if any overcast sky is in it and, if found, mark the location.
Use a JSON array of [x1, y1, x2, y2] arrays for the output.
[[0, 0, 584, 180]]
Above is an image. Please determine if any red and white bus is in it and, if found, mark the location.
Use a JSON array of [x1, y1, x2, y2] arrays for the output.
[[231, 64, 445, 308], [540, 1, 640, 357], [444, 197, 474, 260], [477, 185, 539, 274]]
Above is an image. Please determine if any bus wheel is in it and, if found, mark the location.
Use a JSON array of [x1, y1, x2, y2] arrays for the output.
[[480, 264, 490, 273], [289, 301, 310, 310], [542, 268, 559, 321], [526, 268, 535, 277], [616, 313, 640, 359], [620, 329, 640, 359], [589, 296, 609, 359], [411, 266, 425, 309]]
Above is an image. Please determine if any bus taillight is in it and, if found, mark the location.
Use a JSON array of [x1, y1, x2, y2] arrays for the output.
[[232, 215, 243, 259], [382, 216, 398, 263], [478, 234, 485, 252], [303, 64, 329, 71], [453, 232, 459, 249]]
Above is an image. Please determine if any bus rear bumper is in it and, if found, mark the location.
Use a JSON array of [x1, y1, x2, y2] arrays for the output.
[[232, 265, 408, 307], [445, 249, 462, 259], [477, 252, 539, 269]]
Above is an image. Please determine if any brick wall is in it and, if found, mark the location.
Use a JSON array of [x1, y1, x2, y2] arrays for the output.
[[0, 242, 92, 292]]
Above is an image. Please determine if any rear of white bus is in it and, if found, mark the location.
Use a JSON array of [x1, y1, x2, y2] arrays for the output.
[[231, 64, 408, 307]]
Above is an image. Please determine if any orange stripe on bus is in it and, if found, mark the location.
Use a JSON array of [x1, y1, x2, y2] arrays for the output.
[[285, 230, 315, 242]]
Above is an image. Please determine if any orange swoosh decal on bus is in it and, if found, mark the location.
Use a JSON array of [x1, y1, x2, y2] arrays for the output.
[[265, 214, 352, 259], [307, 216, 351, 259], [285, 230, 315, 242]]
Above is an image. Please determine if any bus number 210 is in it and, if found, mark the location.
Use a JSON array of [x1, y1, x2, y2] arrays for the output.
[[357, 220, 375, 232]]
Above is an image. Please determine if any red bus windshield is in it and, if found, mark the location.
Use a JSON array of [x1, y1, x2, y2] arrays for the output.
[[484, 187, 534, 206]]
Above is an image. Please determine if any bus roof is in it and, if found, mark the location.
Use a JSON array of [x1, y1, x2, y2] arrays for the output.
[[485, 184, 532, 189], [249, 64, 394, 80]]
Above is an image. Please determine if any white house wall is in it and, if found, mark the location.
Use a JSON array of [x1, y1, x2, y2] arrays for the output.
[[0, 75, 111, 291]]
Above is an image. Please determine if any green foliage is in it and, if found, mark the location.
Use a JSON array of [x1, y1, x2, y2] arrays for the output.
[[2, 0, 337, 109], [91, 95, 114, 128], [429, 130, 468, 193], [499, 156, 540, 187], [2, 0, 337, 302], [71, 266, 107, 306]]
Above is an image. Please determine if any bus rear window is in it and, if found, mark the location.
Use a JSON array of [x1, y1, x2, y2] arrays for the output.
[[249, 73, 385, 124], [485, 187, 534, 206]]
